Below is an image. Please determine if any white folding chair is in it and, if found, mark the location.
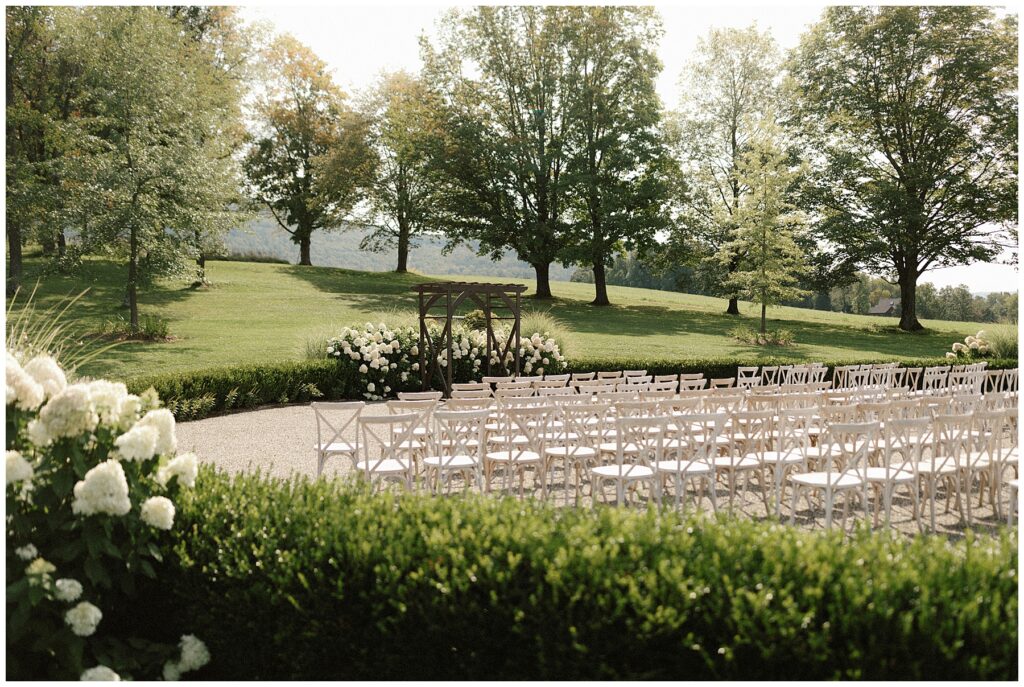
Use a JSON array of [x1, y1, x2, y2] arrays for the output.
[[356, 413, 419, 491], [484, 404, 551, 497], [312, 401, 364, 476], [790, 421, 876, 530], [591, 415, 664, 507], [423, 408, 489, 494], [655, 412, 725, 513]]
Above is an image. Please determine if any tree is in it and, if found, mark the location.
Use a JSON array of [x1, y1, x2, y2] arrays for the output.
[[561, 7, 673, 306], [243, 35, 374, 266], [671, 25, 781, 315], [358, 71, 442, 273], [717, 122, 808, 334], [64, 7, 243, 332], [421, 7, 572, 299], [789, 6, 1018, 331]]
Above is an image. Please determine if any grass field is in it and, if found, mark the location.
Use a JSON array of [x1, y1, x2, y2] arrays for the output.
[[8, 255, 1016, 381]]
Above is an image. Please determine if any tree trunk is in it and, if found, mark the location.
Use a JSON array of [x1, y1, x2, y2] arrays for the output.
[[898, 273, 923, 332], [57, 230, 66, 258], [128, 224, 139, 334], [197, 253, 206, 280], [6, 220, 22, 297], [761, 302, 767, 334], [299, 235, 312, 266], [40, 232, 55, 257], [533, 262, 552, 299], [592, 259, 610, 306], [396, 222, 409, 273], [726, 297, 740, 315]]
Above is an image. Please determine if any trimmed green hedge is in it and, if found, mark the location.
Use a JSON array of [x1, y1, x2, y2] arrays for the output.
[[127, 357, 1019, 421], [165, 469, 1018, 680]]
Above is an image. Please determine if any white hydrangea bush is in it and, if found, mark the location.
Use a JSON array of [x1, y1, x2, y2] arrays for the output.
[[325, 322, 567, 400], [946, 330, 992, 360], [6, 351, 210, 681]]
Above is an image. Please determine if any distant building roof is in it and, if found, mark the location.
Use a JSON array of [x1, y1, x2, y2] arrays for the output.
[[868, 297, 901, 315]]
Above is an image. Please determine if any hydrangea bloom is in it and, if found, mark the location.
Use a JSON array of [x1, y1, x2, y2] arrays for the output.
[[65, 601, 102, 637], [34, 385, 100, 443], [81, 665, 120, 681], [157, 452, 198, 488], [136, 409, 176, 456], [6, 450, 34, 484], [72, 460, 131, 517], [178, 634, 211, 672], [114, 424, 159, 462], [26, 557, 56, 577], [140, 496, 175, 530], [15, 544, 38, 561], [54, 578, 83, 603], [7, 354, 45, 410], [23, 354, 67, 399]]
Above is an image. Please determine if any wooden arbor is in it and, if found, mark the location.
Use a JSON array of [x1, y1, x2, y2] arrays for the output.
[[412, 282, 527, 396]]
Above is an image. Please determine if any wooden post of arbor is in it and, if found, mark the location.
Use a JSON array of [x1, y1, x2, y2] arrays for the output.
[[412, 282, 527, 397]]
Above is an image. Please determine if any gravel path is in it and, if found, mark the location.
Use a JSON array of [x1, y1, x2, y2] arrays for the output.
[[177, 403, 1015, 538]]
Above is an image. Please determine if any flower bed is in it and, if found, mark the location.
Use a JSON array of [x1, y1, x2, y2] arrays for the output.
[[6, 351, 211, 680], [947, 330, 992, 360], [325, 322, 566, 400]]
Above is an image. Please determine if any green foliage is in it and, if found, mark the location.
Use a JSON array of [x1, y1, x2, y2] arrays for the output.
[[126, 360, 349, 421], [213, 251, 290, 265], [987, 329, 1019, 360], [730, 326, 794, 347], [166, 468, 1018, 680], [101, 314, 171, 341]]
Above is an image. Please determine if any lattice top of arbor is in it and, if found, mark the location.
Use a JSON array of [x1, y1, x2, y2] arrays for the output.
[[412, 282, 527, 396]]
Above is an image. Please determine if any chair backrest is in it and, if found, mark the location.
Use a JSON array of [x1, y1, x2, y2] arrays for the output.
[[920, 366, 950, 394], [622, 369, 648, 378], [312, 401, 365, 455], [538, 387, 574, 398], [543, 373, 571, 382], [931, 413, 971, 473], [357, 412, 419, 473], [542, 392, 589, 405], [553, 403, 608, 455], [818, 422, 878, 482], [731, 410, 773, 457], [984, 369, 1005, 394], [784, 366, 810, 385], [819, 403, 859, 426], [654, 374, 679, 384], [665, 412, 727, 464], [617, 381, 650, 392], [736, 366, 761, 389], [515, 375, 543, 384], [705, 393, 744, 414], [709, 377, 736, 389], [451, 388, 493, 399], [639, 389, 676, 401], [760, 366, 781, 385], [534, 379, 569, 390], [808, 367, 829, 384], [571, 371, 596, 382], [613, 415, 668, 469], [452, 382, 490, 392], [856, 401, 892, 423], [597, 370, 623, 380], [613, 399, 663, 419], [882, 417, 931, 474], [482, 376, 514, 385], [624, 374, 653, 384], [496, 380, 533, 391], [656, 396, 704, 417], [745, 395, 780, 414], [430, 409, 489, 469], [831, 365, 858, 389], [679, 377, 708, 391], [902, 367, 922, 391], [774, 408, 816, 456], [679, 372, 705, 382], [397, 390, 443, 401], [494, 387, 536, 401], [650, 380, 679, 393], [444, 397, 494, 411], [779, 392, 820, 410], [967, 409, 1008, 472], [1002, 368, 1018, 394], [387, 398, 437, 421], [496, 405, 552, 456]]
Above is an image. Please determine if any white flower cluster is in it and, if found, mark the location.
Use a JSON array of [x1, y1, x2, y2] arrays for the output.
[[948, 330, 990, 359], [72, 460, 131, 517], [15, 544, 38, 561], [65, 600, 103, 637], [163, 634, 211, 680], [7, 352, 46, 410], [81, 665, 120, 681], [55, 578, 84, 603], [157, 452, 198, 488], [7, 450, 34, 485], [141, 496, 175, 530], [327, 322, 566, 399]]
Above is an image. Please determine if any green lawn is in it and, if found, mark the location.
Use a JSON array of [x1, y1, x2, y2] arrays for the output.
[[9, 255, 1015, 381]]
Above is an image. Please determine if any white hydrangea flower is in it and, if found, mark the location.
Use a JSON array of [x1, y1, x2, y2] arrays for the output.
[[6, 450, 33, 484], [114, 423, 160, 462], [65, 601, 102, 637], [140, 496, 175, 530], [85, 380, 131, 427], [54, 578, 84, 603], [358, 364, 369, 374], [366, 382, 375, 392], [945, 352, 957, 359], [163, 661, 183, 681], [178, 634, 211, 672], [157, 452, 198, 488], [7, 355, 46, 410], [23, 354, 67, 399], [36, 384, 100, 441], [26, 557, 56, 577], [81, 665, 119, 681], [116, 394, 143, 429], [15, 544, 38, 560], [72, 460, 131, 517], [27, 419, 51, 446], [136, 408, 176, 456]]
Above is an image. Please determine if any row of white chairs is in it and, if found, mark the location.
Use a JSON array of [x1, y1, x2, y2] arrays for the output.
[[312, 393, 1019, 530]]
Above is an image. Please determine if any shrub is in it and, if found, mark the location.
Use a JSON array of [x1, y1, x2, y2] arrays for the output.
[[6, 350, 210, 680], [729, 326, 795, 346], [101, 313, 171, 341], [987, 329, 1019, 360], [210, 251, 290, 264], [166, 468, 1018, 680]]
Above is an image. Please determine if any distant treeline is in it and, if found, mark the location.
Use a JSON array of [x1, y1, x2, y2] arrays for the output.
[[571, 253, 1018, 324]]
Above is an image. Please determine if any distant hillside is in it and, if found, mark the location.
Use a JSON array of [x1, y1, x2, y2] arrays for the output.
[[223, 216, 576, 281]]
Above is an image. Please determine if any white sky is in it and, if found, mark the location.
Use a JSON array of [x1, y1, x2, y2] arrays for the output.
[[241, 1, 1020, 293]]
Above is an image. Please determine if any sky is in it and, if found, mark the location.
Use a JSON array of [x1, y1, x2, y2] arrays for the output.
[[240, 2, 1020, 294]]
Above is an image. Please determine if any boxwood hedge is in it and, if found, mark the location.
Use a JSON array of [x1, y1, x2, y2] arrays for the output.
[[162, 468, 1018, 680], [127, 357, 1019, 421]]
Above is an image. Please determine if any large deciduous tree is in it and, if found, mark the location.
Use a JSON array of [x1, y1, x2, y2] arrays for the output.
[[422, 7, 571, 299], [359, 71, 442, 273], [63, 7, 244, 332], [672, 25, 781, 315], [243, 35, 374, 266], [789, 6, 1017, 331], [718, 121, 808, 334], [561, 7, 673, 306]]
